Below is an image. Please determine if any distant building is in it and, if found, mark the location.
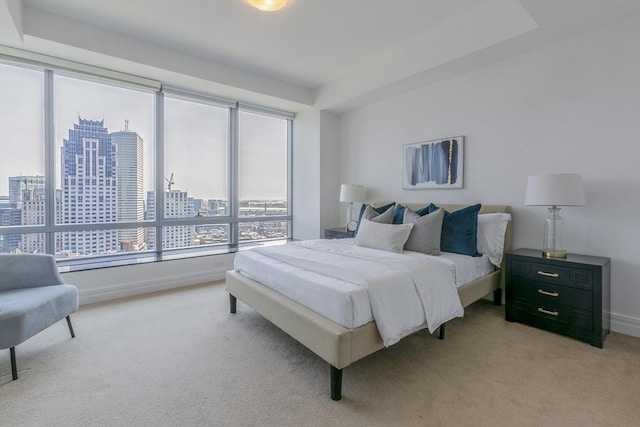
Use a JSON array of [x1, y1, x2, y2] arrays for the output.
[[192, 198, 203, 215], [0, 205, 21, 252], [112, 125, 145, 251], [2, 176, 45, 252], [9, 175, 45, 206], [146, 189, 195, 250], [60, 118, 118, 255]]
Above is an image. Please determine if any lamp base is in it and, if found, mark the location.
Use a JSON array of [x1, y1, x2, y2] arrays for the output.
[[542, 249, 567, 259]]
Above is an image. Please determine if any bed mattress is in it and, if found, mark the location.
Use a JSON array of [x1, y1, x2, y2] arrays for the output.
[[233, 239, 493, 330]]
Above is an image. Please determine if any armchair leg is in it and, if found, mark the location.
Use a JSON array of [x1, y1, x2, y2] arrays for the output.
[[66, 316, 76, 338], [10, 347, 17, 380]]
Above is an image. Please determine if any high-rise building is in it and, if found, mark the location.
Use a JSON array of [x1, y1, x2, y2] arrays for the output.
[[2, 176, 46, 252], [146, 189, 195, 250], [9, 175, 45, 206], [60, 118, 118, 255], [0, 205, 21, 252], [192, 198, 203, 216], [18, 188, 63, 253], [20, 188, 45, 253], [112, 123, 145, 251]]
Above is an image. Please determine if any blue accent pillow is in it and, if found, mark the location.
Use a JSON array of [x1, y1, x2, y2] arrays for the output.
[[393, 205, 405, 224], [356, 202, 395, 234], [393, 204, 430, 224], [428, 203, 482, 256]]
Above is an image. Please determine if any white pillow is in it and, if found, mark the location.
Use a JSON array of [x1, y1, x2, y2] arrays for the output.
[[477, 213, 511, 267], [355, 219, 413, 253]]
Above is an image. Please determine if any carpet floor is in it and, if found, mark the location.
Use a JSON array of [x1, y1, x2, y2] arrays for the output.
[[1, 282, 638, 427]]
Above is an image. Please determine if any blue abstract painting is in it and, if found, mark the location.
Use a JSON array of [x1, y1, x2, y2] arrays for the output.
[[402, 136, 464, 189]]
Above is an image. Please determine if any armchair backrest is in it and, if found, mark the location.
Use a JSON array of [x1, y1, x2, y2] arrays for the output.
[[0, 254, 66, 293]]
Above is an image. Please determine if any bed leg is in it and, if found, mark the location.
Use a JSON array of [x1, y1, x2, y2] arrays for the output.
[[493, 288, 502, 306], [229, 294, 237, 314], [330, 366, 342, 401], [438, 323, 446, 340]]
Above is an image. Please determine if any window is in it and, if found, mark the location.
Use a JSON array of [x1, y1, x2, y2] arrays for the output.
[[0, 63, 45, 253], [0, 58, 292, 266], [237, 109, 290, 242], [164, 96, 228, 218], [53, 73, 154, 256]]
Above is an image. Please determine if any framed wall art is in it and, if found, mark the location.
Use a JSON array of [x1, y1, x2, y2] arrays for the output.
[[402, 136, 464, 190]]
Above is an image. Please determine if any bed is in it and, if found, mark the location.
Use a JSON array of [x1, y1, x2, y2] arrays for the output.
[[226, 203, 512, 400]]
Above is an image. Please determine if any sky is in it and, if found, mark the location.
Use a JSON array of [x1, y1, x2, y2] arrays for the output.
[[0, 62, 287, 201]]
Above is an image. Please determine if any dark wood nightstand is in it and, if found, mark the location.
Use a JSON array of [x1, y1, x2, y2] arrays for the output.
[[324, 228, 355, 239], [505, 248, 610, 348]]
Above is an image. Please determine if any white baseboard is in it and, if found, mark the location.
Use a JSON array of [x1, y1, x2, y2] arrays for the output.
[[65, 253, 236, 306], [78, 268, 227, 305], [611, 312, 640, 338]]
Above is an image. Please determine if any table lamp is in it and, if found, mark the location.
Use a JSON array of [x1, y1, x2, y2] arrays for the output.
[[339, 184, 366, 232], [525, 173, 585, 258]]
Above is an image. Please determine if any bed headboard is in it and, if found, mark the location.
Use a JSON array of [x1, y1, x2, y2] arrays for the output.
[[371, 202, 512, 280]]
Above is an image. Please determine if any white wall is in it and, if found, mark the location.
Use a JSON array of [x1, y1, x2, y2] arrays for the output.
[[62, 253, 235, 305], [292, 109, 340, 240], [337, 17, 640, 336]]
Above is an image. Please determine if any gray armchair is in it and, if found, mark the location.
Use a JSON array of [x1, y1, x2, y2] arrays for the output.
[[0, 254, 78, 380]]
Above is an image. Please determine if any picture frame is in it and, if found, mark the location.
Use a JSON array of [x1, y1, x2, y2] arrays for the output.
[[402, 136, 464, 190]]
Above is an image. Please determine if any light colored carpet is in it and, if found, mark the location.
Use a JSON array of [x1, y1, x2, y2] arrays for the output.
[[1, 282, 638, 427]]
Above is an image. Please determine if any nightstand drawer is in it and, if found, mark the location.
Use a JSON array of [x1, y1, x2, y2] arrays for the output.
[[511, 299, 593, 333], [511, 280, 593, 311], [511, 260, 593, 290]]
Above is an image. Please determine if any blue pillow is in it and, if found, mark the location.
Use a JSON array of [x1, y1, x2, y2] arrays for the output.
[[428, 203, 482, 256], [356, 202, 395, 234], [393, 204, 430, 224]]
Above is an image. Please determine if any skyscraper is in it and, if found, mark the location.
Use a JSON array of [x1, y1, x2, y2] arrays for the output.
[[9, 175, 45, 206], [146, 189, 195, 250], [112, 122, 145, 251], [4, 175, 45, 252], [61, 118, 118, 255]]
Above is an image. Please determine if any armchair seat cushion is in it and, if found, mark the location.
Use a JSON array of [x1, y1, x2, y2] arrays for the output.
[[0, 284, 79, 350]]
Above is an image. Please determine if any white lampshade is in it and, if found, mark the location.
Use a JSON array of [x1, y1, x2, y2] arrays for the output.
[[339, 184, 366, 203], [525, 174, 585, 206]]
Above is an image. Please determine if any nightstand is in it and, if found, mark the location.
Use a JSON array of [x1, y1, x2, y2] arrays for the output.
[[324, 228, 355, 239], [505, 248, 610, 348]]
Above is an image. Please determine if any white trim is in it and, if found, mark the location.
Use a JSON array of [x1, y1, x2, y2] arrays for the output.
[[238, 102, 295, 119], [77, 269, 226, 305], [162, 85, 237, 108], [70, 258, 233, 305], [0, 45, 161, 91], [611, 312, 640, 338]]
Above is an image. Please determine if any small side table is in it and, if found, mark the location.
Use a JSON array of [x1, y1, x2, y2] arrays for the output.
[[505, 248, 610, 348], [324, 228, 355, 239]]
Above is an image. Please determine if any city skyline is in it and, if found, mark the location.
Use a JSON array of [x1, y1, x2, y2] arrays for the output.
[[1, 117, 287, 255], [0, 63, 288, 201]]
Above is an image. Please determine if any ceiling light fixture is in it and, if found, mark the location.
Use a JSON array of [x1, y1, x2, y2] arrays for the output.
[[248, 0, 288, 12]]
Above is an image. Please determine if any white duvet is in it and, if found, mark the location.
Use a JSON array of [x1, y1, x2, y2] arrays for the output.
[[244, 239, 464, 347]]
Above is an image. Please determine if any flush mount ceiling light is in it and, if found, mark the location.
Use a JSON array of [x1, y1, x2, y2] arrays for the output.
[[248, 0, 288, 12]]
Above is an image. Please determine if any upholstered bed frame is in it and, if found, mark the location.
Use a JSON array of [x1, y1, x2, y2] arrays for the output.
[[226, 203, 511, 401]]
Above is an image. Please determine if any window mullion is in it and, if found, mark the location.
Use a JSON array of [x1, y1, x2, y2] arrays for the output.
[[229, 106, 239, 246], [154, 91, 164, 254], [44, 69, 55, 255]]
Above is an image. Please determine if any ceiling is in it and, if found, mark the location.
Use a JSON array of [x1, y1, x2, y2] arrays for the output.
[[1, 0, 638, 112]]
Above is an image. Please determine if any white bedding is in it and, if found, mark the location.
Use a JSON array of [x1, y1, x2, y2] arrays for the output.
[[234, 239, 492, 347]]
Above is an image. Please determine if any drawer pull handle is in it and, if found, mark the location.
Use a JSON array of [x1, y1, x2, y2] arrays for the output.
[[538, 307, 559, 316], [537, 271, 559, 278], [537, 289, 559, 297]]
